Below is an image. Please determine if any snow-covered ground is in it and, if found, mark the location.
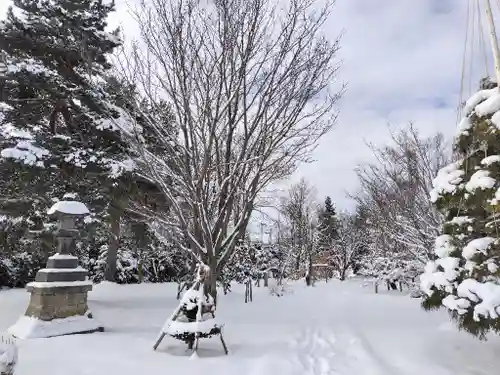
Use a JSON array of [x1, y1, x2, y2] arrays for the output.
[[1, 279, 500, 375]]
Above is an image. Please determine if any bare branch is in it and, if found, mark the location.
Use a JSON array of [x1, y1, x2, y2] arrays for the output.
[[115, 0, 342, 293]]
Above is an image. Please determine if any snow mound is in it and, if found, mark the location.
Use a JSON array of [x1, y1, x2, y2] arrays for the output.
[[421, 234, 500, 320], [1, 140, 49, 167], [8, 315, 103, 339], [27, 280, 93, 289], [482, 155, 500, 166], [458, 88, 500, 137], [96, 104, 141, 138], [49, 253, 78, 260], [105, 157, 136, 178], [47, 201, 89, 216], [462, 237, 495, 260], [465, 170, 496, 192], [430, 161, 464, 202], [164, 318, 223, 335], [0, 123, 32, 140]]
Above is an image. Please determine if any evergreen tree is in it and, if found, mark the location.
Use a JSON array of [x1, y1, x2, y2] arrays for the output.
[[350, 206, 370, 273], [421, 82, 500, 338], [317, 196, 338, 251], [0, 0, 124, 221], [0, 0, 167, 283], [224, 241, 254, 283]]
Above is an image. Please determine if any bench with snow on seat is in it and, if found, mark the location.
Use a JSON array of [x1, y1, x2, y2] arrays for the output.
[[153, 264, 228, 355]]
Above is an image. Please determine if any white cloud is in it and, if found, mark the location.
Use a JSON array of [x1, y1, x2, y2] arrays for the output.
[[0, 2, 8, 19], [298, 0, 475, 210], [0, 0, 491, 211]]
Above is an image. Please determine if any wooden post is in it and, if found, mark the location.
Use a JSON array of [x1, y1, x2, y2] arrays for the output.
[[245, 280, 250, 303], [220, 328, 229, 355], [153, 332, 167, 351], [484, 0, 500, 86]]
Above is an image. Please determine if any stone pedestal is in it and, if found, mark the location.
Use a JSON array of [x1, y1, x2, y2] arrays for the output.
[[8, 200, 104, 339], [25, 269, 93, 321]]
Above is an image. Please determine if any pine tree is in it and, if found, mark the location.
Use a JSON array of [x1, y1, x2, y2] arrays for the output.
[[224, 241, 254, 283], [421, 82, 500, 338], [0, 0, 125, 217], [0, 0, 165, 283], [317, 196, 338, 250]]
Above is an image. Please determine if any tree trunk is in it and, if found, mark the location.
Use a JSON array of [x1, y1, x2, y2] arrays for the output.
[[208, 275, 218, 304], [203, 260, 218, 305], [133, 222, 148, 283], [305, 254, 314, 286], [245, 281, 250, 303], [138, 261, 143, 283], [339, 268, 346, 281], [105, 207, 120, 282], [295, 253, 301, 271]]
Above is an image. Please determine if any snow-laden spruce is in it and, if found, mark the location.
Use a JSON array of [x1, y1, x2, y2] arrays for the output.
[[0, 1, 140, 181], [422, 85, 500, 337], [0, 0, 170, 285]]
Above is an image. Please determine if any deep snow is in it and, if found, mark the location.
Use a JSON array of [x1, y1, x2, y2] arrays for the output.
[[1, 279, 500, 375]]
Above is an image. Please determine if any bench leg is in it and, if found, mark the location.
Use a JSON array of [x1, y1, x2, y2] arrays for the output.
[[220, 332, 228, 355], [153, 332, 166, 351], [194, 333, 200, 352], [187, 337, 195, 350]]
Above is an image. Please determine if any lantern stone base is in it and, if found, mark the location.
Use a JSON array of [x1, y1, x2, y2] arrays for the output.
[[25, 282, 92, 320], [7, 281, 104, 339]]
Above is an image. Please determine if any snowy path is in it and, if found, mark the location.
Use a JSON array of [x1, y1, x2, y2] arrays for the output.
[[286, 327, 473, 375], [1, 279, 500, 375], [290, 327, 337, 375], [240, 280, 500, 375], [288, 327, 425, 375]]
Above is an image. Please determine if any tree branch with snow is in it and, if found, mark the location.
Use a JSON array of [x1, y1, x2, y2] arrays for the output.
[[115, 0, 343, 298]]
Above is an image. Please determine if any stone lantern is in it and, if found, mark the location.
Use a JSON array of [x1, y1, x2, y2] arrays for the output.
[[8, 200, 104, 339]]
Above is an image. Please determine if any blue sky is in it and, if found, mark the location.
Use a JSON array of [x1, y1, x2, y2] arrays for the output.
[[0, 0, 487, 210], [298, 0, 473, 209]]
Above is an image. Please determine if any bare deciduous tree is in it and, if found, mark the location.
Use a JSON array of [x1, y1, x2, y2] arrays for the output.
[[280, 178, 318, 285], [326, 213, 366, 281], [351, 125, 449, 280], [119, 0, 343, 299]]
